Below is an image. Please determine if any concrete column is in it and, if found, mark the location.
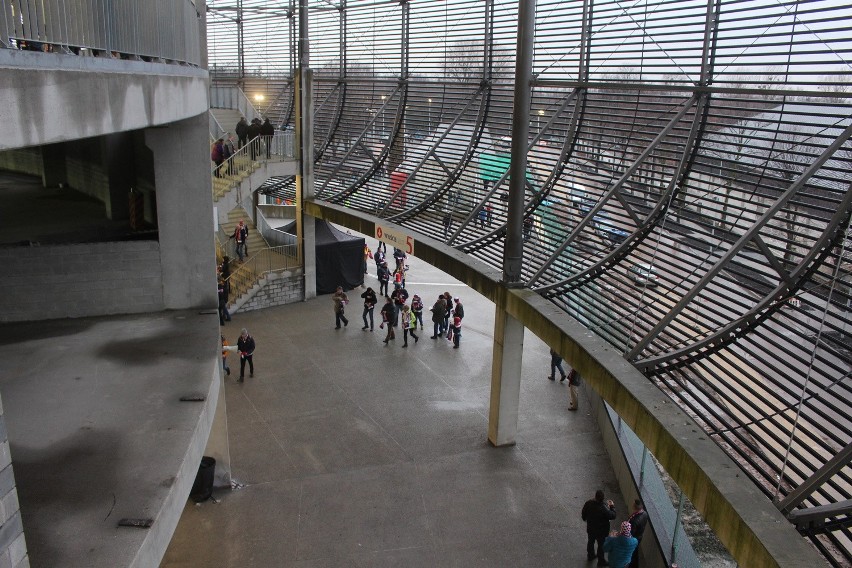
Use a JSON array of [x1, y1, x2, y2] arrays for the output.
[[145, 113, 217, 310], [40, 143, 67, 188], [296, 67, 317, 300], [204, 370, 232, 487], [488, 306, 525, 446], [103, 132, 136, 221]]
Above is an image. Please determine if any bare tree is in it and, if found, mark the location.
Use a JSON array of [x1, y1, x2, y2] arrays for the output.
[[444, 39, 514, 83]]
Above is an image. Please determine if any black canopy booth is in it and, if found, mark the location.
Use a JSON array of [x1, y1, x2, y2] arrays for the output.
[[280, 218, 364, 294]]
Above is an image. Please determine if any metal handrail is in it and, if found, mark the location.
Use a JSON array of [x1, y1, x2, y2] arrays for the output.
[[224, 244, 301, 302], [212, 132, 297, 199], [1, 0, 201, 65]]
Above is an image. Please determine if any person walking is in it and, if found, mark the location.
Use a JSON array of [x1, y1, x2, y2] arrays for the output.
[[442, 212, 452, 237], [211, 138, 224, 177], [430, 295, 446, 339], [361, 287, 377, 331], [235, 117, 248, 149], [567, 368, 580, 411], [217, 277, 230, 326], [401, 304, 419, 347], [603, 522, 639, 568], [627, 500, 649, 568], [391, 284, 408, 327], [236, 328, 255, 382], [333, 286, 349, 329], [230, 220, 248, 262], [548, 348, 567, 381], [260, 117, 275, 158], [224, 133, 237, 175], [247, 118, 261, 160], [380, 296, 396, 344], [221, 334, 232, 376], [411, 294, 424, 330], [582, 490, 617, 566]]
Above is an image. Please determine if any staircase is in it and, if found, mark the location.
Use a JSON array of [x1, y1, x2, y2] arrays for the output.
[[220, 209, 271, 306], [211, 108, 245, 138]]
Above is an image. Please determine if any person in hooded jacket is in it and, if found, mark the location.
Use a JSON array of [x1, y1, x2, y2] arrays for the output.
[[247, 118, 262, 160], [260, 118, 275, 158]]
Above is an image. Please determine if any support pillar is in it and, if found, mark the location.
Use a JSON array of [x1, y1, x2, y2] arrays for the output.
[[488, 307, 525, 446], [40, 143, 67, 188], [296, 0, 316, 300], [145, 113, 217, 310], [102, 132, 136, 221]]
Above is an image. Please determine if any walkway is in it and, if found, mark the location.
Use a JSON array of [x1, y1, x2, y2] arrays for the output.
[[162, 254, 625, 567]]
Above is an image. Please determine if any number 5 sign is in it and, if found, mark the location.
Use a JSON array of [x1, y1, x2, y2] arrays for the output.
[[375, 224, 414, 256]]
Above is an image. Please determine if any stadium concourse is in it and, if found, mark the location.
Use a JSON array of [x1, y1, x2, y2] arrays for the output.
[[162, 248, 636, 567]]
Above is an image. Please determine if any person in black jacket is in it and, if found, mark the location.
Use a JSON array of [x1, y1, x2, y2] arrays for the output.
[[235, 117, 248, 148], [247, 118, 262, 160], [380, 296, 396, 344], [236, 328, 256, 382], [582, 490, 617, 566], [627, 499, 649, 568], [260, 118, 275, 158], [361, 287, 377, 331]]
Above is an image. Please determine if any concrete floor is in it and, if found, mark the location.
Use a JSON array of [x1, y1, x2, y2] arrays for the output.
[[162, 256, 625, 568]]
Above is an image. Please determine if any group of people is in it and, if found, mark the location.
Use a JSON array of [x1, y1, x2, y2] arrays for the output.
[[582, 491, 649, 568], [235, 116, 275, 161], [221, 328, 256, 383], [334, 242, 466, 349]]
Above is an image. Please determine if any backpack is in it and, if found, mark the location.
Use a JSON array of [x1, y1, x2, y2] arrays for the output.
[[409, 311, 417, 329]]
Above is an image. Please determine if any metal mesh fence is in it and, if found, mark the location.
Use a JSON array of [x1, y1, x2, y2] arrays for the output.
[[208, 0, 852, 564]]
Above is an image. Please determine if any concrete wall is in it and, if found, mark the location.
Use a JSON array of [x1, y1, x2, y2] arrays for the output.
[[0, 241, 164, 323], [236, 271, 304, 312], [0, 50, 209, 152], [0, 394, 28, 568]]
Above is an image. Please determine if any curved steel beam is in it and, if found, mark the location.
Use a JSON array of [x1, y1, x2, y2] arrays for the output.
[[627, 122, 852, 363]]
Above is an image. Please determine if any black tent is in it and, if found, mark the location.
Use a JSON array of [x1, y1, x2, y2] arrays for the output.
[[280, 218, 364, 294]]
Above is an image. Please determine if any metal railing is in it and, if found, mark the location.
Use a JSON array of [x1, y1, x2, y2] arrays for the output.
[[225, 243, 300, 302], [210, 85, 261, 124], [1, 0, 201, 65], [212, 131, 297, 197]]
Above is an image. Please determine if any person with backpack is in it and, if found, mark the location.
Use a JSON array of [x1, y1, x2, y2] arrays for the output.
[[411, 294, 424, 330], [379, 296, 396, 344], [211, 138, 224, 177], [401, 304, 419, 347], [377, 262, 390, 297]]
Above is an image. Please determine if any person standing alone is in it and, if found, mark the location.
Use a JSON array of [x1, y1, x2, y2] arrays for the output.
[[333, 286, 349, 329], [237, 328, 255, 382], [361, 287, 377, 331]]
